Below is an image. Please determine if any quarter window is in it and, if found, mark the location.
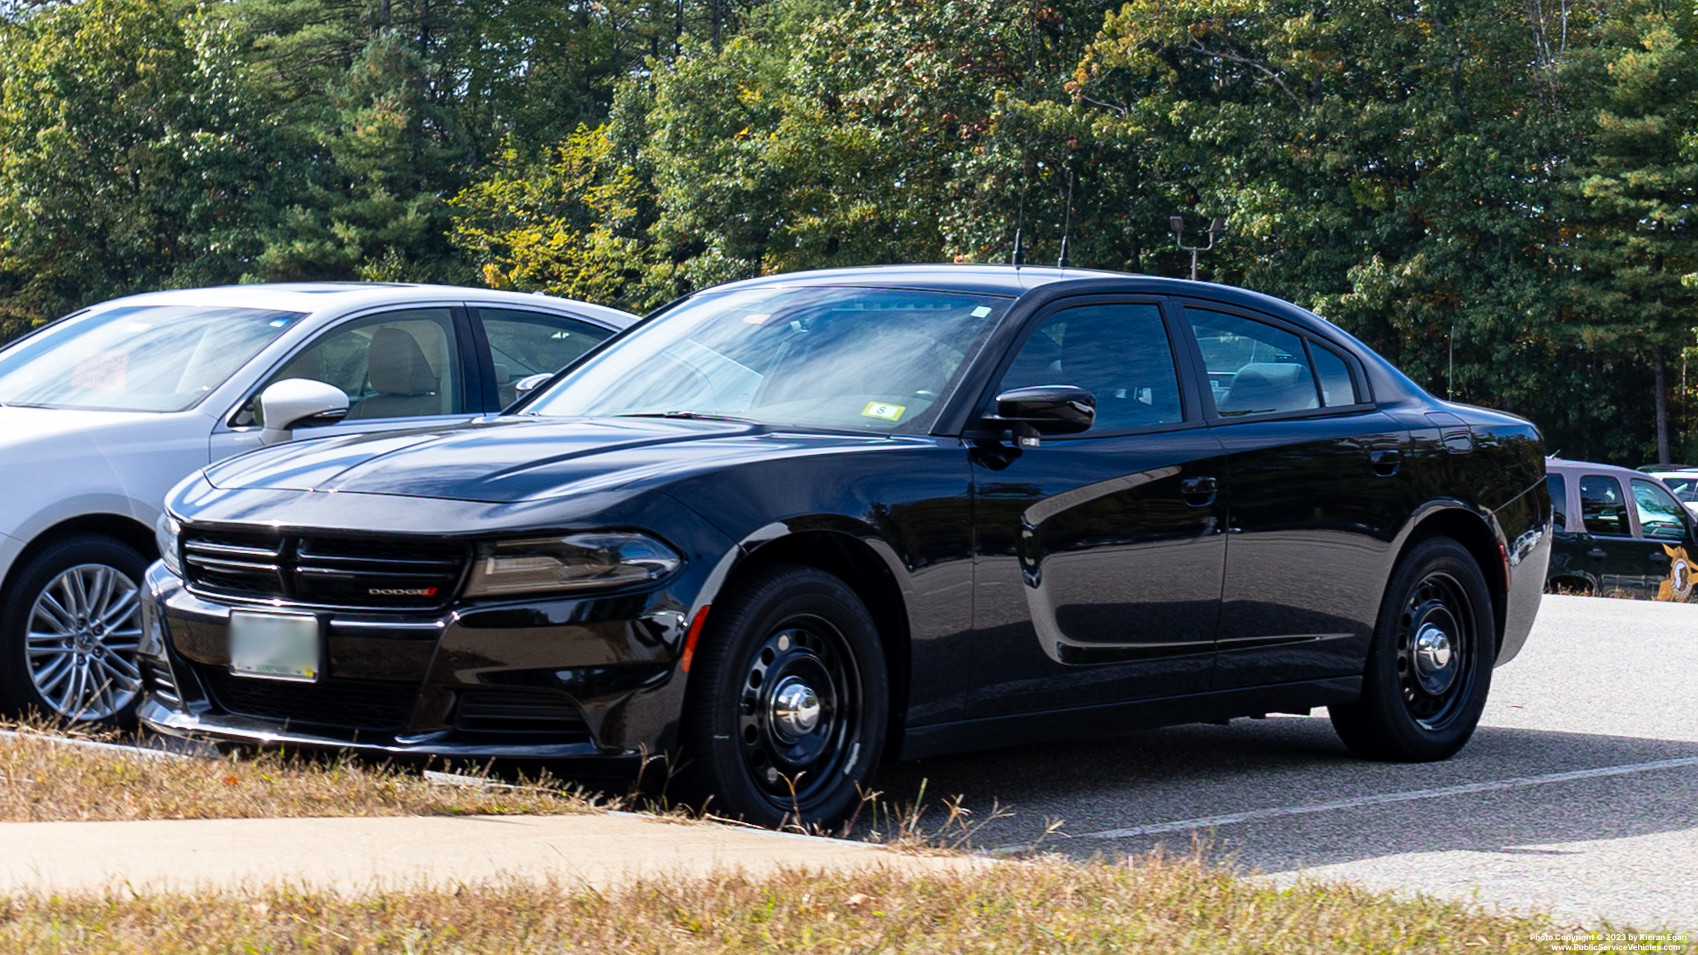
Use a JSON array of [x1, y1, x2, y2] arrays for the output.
[[1311, 342, 1359, 407], [1578, 475, 1631, 537], [1632, 480, 1688, 542], [998, 304, 1183, 432], [1188, 310, 1321, 417]]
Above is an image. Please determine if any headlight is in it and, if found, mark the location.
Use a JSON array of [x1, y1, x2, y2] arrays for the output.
[[155, 514, 183, 577], [462, 533, 682, 598]]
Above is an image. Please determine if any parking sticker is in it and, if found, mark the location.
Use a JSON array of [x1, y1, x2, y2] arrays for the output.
[[861, 401, 906, 422]]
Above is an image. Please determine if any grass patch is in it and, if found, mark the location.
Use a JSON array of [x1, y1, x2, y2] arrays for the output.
[[0, 723, 597, 822], [0, 855, 1658, 954]]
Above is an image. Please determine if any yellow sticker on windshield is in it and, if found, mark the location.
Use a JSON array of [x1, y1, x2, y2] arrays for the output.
[[862, 401, 906, 422]]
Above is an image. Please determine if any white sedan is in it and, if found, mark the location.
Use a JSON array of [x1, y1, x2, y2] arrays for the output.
[[0, 283, 637, 725]]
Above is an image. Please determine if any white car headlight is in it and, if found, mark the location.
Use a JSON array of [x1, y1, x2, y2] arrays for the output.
[[462, 533, 682, 598], [155, 514, 183, 578]]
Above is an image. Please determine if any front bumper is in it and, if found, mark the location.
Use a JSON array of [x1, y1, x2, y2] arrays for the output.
[[137, 561, 691, 767]]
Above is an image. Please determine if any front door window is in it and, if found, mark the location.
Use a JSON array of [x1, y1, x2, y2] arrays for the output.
[[240, 309, 464, 426]]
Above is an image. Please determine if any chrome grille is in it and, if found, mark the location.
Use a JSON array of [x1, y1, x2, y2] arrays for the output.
[[181, 531, 468, 611], [142, 658, 182, 706]]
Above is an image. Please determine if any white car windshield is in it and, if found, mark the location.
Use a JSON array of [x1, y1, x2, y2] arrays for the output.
[[523, 286, 1011, 433], [0, 305, 304, 412]]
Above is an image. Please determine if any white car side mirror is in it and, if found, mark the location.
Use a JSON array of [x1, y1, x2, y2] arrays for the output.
[[512, 373, 553, 403], [259, 378, 350, 445]]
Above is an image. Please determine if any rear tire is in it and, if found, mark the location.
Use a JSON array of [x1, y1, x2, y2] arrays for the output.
[[674, 564, 888, 829], [0, 535, 148, 728], [1331, 536, 1493, 762]]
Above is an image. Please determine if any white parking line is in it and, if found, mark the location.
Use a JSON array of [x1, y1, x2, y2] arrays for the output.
[[1070, 755, 1698, 841]]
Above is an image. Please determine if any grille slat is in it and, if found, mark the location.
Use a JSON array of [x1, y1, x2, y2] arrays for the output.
[[181, 531, 468, 611], [455, 690, 590, 737], [142, 659, 181, 706]]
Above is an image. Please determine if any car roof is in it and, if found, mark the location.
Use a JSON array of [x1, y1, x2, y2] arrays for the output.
[[720, 264, 1305, 303], [715, 264, 1354, 335], [1549, 458, 1668, 482], [89, 283, 641, 330]]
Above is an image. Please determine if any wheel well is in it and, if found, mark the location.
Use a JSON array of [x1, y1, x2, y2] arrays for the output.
[[1399, 509, 1507, 653], [725, 531, 912, 752], [3, 514, 157, 601]]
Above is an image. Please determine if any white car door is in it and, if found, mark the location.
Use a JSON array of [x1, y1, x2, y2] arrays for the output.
[[209, 306, 485, 462]]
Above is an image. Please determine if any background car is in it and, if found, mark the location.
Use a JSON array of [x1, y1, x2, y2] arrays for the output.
[[1636, 464, 1698, 518], [140, 265, 1550, 828], [0, 283, 636, 726], [1547, 458, 1697, 600]]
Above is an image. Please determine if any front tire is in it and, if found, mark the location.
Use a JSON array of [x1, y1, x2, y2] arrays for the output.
[[675, 564, 888, 829], [0, 535, 148, 727], [1330, 536, 1494, 762]]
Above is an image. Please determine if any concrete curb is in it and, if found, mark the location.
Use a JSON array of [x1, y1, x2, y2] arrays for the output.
[[0, 812, 980, 896]]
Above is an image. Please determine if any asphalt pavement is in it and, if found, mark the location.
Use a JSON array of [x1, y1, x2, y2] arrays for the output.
[[873, 594, 1698, 932]]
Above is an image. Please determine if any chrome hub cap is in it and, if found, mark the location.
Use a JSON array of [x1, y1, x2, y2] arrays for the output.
[[769, 676, 822, 740], [1412, 623, 1456, 694], [25, 564, 142, 721]]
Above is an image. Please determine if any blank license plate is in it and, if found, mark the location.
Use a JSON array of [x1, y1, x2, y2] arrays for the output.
[[229, 611, 320, 682]]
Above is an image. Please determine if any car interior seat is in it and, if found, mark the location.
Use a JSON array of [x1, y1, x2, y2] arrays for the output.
[[346, 327, 441, 420], [1218, 362, 1318, 416]]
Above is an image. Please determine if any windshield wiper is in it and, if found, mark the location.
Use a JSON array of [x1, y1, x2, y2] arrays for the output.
[[614, 411, 758, 423]]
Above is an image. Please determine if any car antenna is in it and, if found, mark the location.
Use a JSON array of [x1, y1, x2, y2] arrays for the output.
[[1012, 158, 1025, 263], [1011, 186, 1028, 267], [1056, 170, 1075, 269]]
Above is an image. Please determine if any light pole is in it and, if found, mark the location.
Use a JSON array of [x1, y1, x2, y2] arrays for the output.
[[1170, 215, 1226, 281]]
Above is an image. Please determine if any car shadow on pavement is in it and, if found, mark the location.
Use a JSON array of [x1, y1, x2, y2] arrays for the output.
[[864, 715, 1698, 873]]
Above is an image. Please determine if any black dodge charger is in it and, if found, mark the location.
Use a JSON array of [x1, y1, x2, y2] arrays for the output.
[[140, 266, 1551, 827]]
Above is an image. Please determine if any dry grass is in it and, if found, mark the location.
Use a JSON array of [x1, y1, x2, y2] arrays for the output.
[[0, 854, 1663, 954], [0, 724, 1685, 951], [0, 723, 598, 822]]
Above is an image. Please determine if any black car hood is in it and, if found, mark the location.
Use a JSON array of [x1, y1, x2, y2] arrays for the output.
[[204, 416, 908, 504]]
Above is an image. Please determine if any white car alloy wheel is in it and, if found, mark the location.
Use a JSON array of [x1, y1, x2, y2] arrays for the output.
[[25, 563, 143, 721]]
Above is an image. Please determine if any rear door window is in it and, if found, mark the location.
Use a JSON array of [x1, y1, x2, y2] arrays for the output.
[[1579, 475, 1631, 537], [475, 308, 613, 407], [1187, 310, 1321, 417]]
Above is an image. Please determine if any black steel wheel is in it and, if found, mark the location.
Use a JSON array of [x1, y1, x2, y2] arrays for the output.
[[0, 535, 148, 727], [676, 563, 887, 828], [1331, 536, 1494, 761]]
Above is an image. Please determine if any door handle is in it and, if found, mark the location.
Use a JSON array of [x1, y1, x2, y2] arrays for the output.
[[1369, 449, 1400, 477], [1586, 547, 1608, 560], [1650, 551, 1671, 563], [1180, 476, 1218, 506]]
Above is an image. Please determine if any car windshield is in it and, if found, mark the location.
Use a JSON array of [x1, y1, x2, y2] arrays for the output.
[[0, 305, 304, 412], [523, 286, 1012, 432], [1654, 474, 1698, 504]]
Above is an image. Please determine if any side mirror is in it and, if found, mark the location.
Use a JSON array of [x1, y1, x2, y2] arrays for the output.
[[987, 385, 1095, 447], [512, 372, 553, 402], [258, 378, 350, 445]]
